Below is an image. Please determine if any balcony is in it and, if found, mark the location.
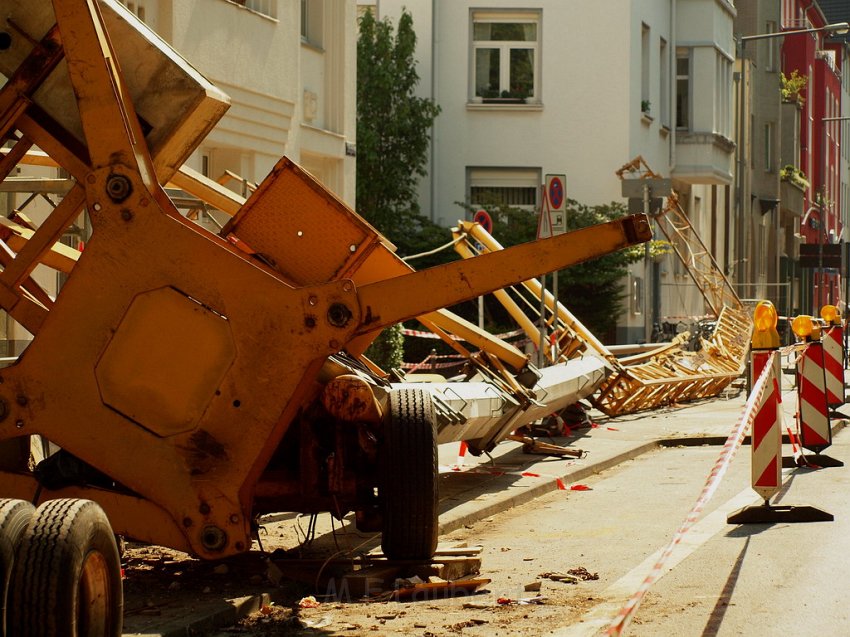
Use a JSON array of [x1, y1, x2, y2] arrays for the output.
[[672, 132, 735, 185]]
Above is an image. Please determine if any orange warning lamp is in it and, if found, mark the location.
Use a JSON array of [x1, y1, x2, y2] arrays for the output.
[[820, 304, 840, 326], [791, 315, 818, 341], [752, 301, 780, 349]]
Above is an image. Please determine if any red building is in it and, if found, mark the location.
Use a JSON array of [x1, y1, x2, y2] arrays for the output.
[[782, 0, 844, 310]]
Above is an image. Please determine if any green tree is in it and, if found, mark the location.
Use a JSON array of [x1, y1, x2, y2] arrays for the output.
[[454, 199, 649, 341], [358, 8, 441, 369], [357, 9, 441, 244]]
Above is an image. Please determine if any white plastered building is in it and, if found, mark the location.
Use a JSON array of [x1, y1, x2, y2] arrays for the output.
[[365, 0, 737, 343]]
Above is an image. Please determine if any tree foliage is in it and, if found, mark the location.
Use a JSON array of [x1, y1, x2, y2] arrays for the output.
[[356, 9, 441, 244], [454, 199, 647, 341], [357, 8, 442, 369]]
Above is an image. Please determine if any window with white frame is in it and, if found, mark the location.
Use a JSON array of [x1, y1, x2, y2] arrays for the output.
[[301, 0, 322, 46], [764, 122, 774, 172], [675, 49, 690, 130], [471, 11, 540, 102], [468, 167, 539, 210], [228, 0, 277, 19], [117, 0, 147, 21], [715, 53, 732, 138], [765, 20, 778, 72], [660, 37, 669, 126], [641, 23, 650, 111]]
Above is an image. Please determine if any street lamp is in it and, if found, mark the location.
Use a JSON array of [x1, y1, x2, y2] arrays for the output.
[[739, 22, 849, 43], [734, 21, 850, 307]]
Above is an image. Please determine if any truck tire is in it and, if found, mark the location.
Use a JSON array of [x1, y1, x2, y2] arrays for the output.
[[380, 388, 439, 560], [8, 498, 123, 637], [0, 499, 34, 637]]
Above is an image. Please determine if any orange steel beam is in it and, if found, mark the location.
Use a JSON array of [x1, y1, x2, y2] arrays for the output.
[[355, 214, 652, 334]]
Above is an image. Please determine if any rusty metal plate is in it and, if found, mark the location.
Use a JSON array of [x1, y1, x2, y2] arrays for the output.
[[95, 287, 236, 437]]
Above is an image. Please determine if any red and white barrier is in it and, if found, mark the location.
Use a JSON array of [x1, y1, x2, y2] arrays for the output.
[[822, 324, 845, 409], [797, 341, 832, 453], [749, 351, 782, 501]]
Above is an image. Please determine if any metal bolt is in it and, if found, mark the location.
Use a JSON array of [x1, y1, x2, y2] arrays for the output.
[[121, 209, 133, 221], [343, 282, 353, 293], [308, 295, 318, 307], [327, 303, 352, 328], [229, 514, 239, 524], [105, 174, 132, 203], [86, 174, 96, 184], [329, 339, 340, 350], [199, 502, 211, 515], [14, 420, 23, 429], [200, 525, 228, 552], [349, 244, 357, 253], [92, 203, 102, 212]]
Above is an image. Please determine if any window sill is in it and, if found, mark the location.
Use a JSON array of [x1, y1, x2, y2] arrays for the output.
[[300, 38, 325, 53], [219, 0, 278, 22], [641, 112, 654, 125], [467, 100, 543, 111], [659, 125, 670, 138]]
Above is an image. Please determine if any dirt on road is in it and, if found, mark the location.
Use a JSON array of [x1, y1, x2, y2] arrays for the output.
[[123, 493, 610, 636]]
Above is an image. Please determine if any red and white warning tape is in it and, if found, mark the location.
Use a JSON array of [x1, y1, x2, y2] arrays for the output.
[[401, 327, 526, 340], [606, 350, 778, 635]]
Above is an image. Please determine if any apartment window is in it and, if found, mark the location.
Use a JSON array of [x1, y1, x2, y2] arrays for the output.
[[764, 122, 774, 172], [117, 0, 146, 21], [660, 38, 669, 126], [630, 275, 643, 316], [229, 0, 277, 18], [472, 11, 540, 101], [715, 54, 732, 137], [765, 21, 778, 72], [641, 23, 650, 110], [301, 0, 322, 45], [675, 49, 690, 130], [468, 167, 539, 210]]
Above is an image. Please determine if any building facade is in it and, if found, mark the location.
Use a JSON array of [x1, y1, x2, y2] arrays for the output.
[[367, 0, 736, 343], [120, 0, 357, 202]]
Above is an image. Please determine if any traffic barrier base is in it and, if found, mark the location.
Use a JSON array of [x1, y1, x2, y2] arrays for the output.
[[727, 504, 833, 524]]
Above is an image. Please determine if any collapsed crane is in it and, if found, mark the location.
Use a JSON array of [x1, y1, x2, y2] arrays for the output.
[[450, 157, 753, 416], [0, 2, 654, 633]]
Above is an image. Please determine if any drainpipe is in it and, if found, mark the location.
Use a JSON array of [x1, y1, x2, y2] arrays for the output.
[[669, 0, 676, 173]]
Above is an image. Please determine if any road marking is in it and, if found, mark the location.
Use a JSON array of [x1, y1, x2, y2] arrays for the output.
[[548, 485, 764, 636]]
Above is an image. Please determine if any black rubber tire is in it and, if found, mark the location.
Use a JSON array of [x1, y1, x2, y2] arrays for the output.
[[0, 498, 34, 637], [380, 388, 439, 560], [8, 498, 123, 637]]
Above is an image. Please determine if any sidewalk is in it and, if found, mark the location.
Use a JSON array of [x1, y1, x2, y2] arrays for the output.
[[123, 371, 841, 636]]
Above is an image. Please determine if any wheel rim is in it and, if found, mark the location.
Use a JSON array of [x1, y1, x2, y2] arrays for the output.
[[77, 550, 111, 637]]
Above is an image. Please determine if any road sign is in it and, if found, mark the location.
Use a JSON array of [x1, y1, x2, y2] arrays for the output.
[[545, 174, 566, 212], [540, 174, 567, 238], [473, 209, 493, 234]]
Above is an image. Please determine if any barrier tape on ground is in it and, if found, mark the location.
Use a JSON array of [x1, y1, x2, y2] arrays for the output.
[[439, 462, 572, 491], [443, 442, 573, 490], [605, 350, 778, 636]]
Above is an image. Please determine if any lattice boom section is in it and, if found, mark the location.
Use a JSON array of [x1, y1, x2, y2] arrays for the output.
[[592, 306, 752, 416]]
